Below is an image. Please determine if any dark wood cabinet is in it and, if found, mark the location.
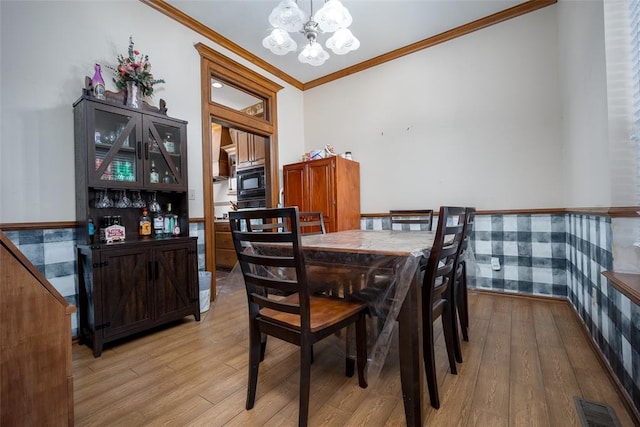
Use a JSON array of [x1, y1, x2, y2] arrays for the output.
[[236, 131, 266, 170], [77, 238, 199, 357], [73, 95, 199, 357], [74, 95, 190, 245], [283, 156, 361, 232], [215, 221, 237, 268]]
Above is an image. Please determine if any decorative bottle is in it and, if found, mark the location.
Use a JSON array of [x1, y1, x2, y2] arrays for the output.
[[150, 160, 159, 183], [91, 64, 106, 100]]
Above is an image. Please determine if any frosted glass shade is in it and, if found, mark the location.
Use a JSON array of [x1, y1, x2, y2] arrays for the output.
[[298, 41, 329, 66], [268, 0, 306, 32], [314, 0, 352, 33], [262, 28, 297, 55], [326, 28, 360, 54]]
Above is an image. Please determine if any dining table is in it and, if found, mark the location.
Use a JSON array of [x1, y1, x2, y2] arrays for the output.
[[300, 229, 435, 427]]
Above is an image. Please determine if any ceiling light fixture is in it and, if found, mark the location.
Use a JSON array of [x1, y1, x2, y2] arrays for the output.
[[262, 0, 360, 66]]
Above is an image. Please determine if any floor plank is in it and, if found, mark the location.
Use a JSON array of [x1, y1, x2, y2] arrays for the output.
[[72, 275, 637, 426]]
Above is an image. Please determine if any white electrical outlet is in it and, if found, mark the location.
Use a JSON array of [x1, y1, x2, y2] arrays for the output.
[[189, 189, 195, 200], [491, 257, 501, 271]]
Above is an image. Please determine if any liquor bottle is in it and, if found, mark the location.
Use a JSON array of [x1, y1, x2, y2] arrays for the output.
[[138, 207, 152, 237], [91, 64, 106, 100], [163, 203, 175, 235], [150, 160, 159, 183], [153, 208, 164, 238], [162, 170, 174, 184], [163, 133, 175, 153], [88, 217, 95, 244], [172, 211, 180, 236]]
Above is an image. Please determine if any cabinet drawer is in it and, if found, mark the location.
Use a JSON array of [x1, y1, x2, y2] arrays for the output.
[[215, 221, 231, 232], [215, 231, 234, 249], [216, 248, 237, 268]]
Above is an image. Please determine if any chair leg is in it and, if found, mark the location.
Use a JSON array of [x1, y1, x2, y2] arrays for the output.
[[246, 324, 262, 410], [299, 344, 313, 427], [423, 310, 440, 409], [259, 333, 267, 362], [459, 262, 469, 341], [450, 281, 463, 364], [355, 314, 368, 388], [442, 301, 458, 376]]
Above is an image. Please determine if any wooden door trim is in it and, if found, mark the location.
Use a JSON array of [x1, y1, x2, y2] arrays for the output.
[[197, 44, 282, 299]]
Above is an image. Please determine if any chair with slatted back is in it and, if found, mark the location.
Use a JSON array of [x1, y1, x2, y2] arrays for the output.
[[229, 207, 368, 427], [390, 209, 434, 231], [453, 207, 475, 345], [299, 211, 326, 235], [422, 206, 466, 409], [248, 216, 289, 232]]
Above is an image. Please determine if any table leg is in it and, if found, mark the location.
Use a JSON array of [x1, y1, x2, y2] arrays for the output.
[[398, 273, 424, 426]]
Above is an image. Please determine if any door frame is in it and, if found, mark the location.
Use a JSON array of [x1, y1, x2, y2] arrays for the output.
[[196, 43, 283, 299]]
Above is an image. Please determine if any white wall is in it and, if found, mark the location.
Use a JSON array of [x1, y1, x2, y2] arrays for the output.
[[0, 0, 305, 223], [557, 0, 611, 208], [304, 6, 564, 213]]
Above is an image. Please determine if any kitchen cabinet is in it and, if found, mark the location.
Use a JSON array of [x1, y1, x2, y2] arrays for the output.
[[215, 221, 237, 268], [73, 95, 198, 357], [77, 238, 200, 357], [236, 131, 266, 170], [283, 156, 361, 232]]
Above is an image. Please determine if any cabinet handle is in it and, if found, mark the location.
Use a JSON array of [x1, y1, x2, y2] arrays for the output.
[[137, 141, 142, 159], [144, 142, 149, 160], [148, 261, 153, 280]]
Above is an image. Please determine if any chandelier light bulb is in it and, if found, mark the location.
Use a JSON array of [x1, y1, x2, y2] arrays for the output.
[[268, 0, 306, 32], [326, 28, 360, 54], [298, 41, 329, 66], [262, 28, 297, 55], [314, 0, 352, 33]]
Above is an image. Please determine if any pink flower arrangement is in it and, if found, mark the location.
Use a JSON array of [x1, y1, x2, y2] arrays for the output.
[[110, 36, 165, 97]]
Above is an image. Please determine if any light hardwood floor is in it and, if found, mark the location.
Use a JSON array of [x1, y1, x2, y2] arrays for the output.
[[73, 274, 637, 426]]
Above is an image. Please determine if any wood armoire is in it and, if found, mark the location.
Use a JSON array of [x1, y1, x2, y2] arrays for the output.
[[283, 156, 361, 232]]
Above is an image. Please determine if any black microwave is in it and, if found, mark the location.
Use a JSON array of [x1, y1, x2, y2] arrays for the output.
[[237, 166, 266, 200]]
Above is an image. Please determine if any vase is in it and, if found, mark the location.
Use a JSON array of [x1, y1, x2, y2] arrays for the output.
[[125, 81, 141, 109]]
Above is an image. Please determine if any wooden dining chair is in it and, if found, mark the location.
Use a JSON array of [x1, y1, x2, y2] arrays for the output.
[[248, 216, 288, 232], [229, 207, 368, 427], [422, 205, 466, 409], [453, 207, 475, 344], [299, 211, 326, 235], [390, 209, 434, 231]]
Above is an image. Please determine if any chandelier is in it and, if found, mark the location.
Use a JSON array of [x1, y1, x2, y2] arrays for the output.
[[262, 0, 360, 66]]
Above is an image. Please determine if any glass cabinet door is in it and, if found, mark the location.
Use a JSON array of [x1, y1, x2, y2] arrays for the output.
[[144, 117, 186, 190], [88, 105, 142, 188]]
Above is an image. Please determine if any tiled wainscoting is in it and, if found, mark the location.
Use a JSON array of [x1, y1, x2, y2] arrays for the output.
[[4, 223, 207, 338], [4, 213, 638, 411]]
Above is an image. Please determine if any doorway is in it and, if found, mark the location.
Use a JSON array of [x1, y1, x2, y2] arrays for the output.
[[196, 43, 283, 299]]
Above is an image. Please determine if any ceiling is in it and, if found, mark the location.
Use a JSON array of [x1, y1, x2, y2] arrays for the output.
[[160, 0, 544, 87]]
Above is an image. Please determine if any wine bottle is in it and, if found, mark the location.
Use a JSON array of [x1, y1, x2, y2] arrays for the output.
[[91, 64, 106, 100]]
